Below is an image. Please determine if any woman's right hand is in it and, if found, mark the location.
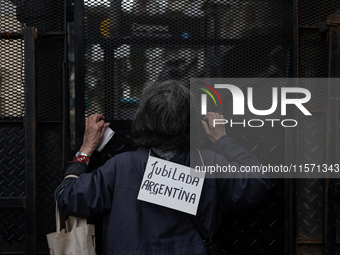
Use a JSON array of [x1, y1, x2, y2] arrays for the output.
[[201, 112, 226, 143], [79, 114, 110, 156]]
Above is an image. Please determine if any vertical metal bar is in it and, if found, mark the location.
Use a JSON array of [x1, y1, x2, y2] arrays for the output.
[[285, 120, 298, 255], [214, 5, 222, 77], [293, 0, 298, 78], [109, 0, 122, 120], [324, 14, 340, 255], [285, 126, 297, 255], [74, 0, 85, 150], [206, 2, 215, 78], [24, 26, 37, 255], [63, 0, 71, 163], [110, 0, 121, 36], [286, 2, 299, 254]]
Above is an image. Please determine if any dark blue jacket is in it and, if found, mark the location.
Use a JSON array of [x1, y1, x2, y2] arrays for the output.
[[58, 135, 271, 255]]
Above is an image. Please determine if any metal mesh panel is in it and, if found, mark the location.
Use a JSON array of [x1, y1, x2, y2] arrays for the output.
[[297, 0, 340, 110], [84, 0, 293, 121], [298, 0, 340, 27], [9, 0, 64, 32], [36, 38, 64, 122], [0, 0, 25, 120], [0, 38, 25, 120], [298, 31, 327, 78], [0, 0, 22, 33]]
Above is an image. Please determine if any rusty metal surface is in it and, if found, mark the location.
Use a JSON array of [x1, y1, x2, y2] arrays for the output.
[[0, 32, 22, 39], [297, 244, 323, 255]]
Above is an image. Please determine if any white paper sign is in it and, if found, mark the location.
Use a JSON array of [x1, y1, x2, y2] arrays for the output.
[[137, 155, 205, 215], [96, 127, 115, 152]]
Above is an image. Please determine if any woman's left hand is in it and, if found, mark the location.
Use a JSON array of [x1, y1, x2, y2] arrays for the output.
[[79, 114, 110, 156]]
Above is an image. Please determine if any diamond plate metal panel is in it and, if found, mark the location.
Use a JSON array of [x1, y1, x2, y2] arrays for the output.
[[297, 114, 326, 242], [0, 124, 25, 197], [36, 124, 63, 253], [0, 209, 25, 252]]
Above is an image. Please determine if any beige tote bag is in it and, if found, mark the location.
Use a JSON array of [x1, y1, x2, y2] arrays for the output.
[[46, 203, 96, 255]]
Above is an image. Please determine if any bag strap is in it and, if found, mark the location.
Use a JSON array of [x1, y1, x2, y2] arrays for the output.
[[190, 150, 215, 248], [191, 150, 212, 245], [190, 214, 214, 247], [55, 202, 61, 232], [55, 175, 85, 233]]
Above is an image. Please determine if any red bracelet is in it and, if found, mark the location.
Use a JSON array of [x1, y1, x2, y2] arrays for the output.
[[73, 151, 90, 164]]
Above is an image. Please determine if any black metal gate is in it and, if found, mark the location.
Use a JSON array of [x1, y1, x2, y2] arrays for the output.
[[1, 0, 340, 254], [0, 0, 68, 254]]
